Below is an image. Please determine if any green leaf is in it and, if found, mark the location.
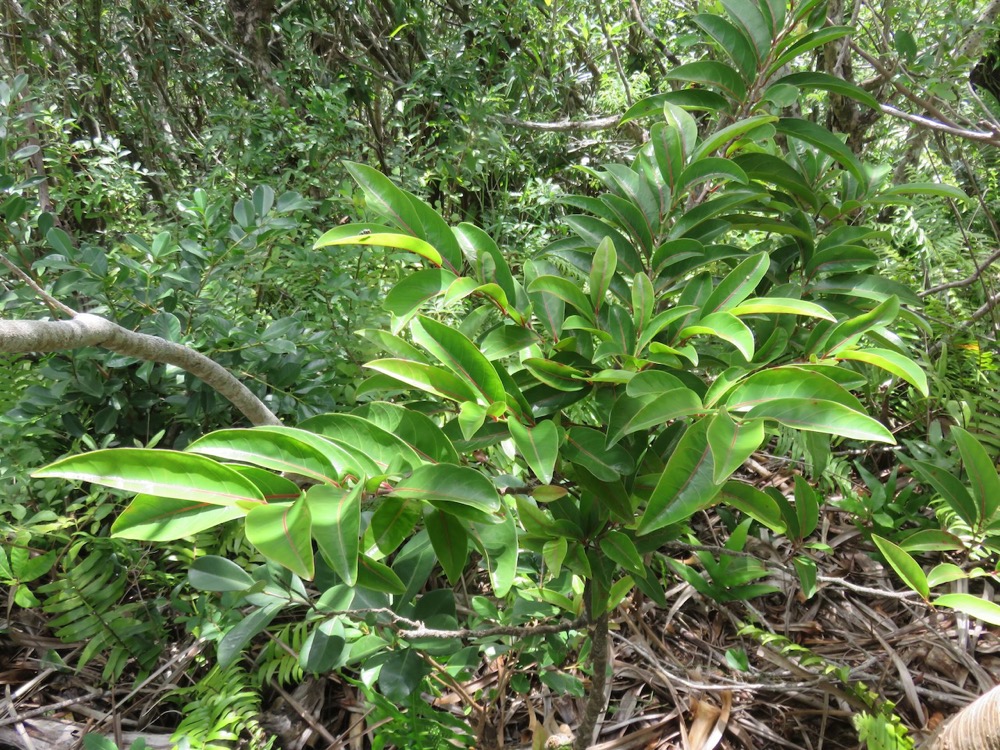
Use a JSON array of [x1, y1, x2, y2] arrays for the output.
[[508, 419, 560, 485], [873, 535, 929, 600], [479, 325, 538, 360], [666, 61, 748, 101], [680, 311, 755, 360], [747, 398, 895, 443], [835, 348, 929, 397], [469, 512, 518, 597], [523, 358, 589, 391], [379, 649, 432, 702], [775, 72, 880, 110], [383, 268, 456, 322], [775, 118, 867, 186], [353, 401, 460, 464], [707, 411, 765, 483], [589, 237, 618, 311], [298, 413, 422, 474], [805, 245, 880, 278], [357, 555, 407, 594], [690, 116, 778, 162], [301, 617, 348, 673], [564, 427, 635, 481], [189, 556, 255, 592], [370, 497, 421, 554], [876, 182, 969, 203], [392, 464, 501, 514], [245, 497, 314, 580], [307, 483, 362, 585], [769, 27, 853, 74], [528, 275, 596, 324], [821, 296, 900, 355], [315, 231, 443, 267], [927, 563, 967, 588], [718, 481, 785, 533], [793, 475, 820, 538], [364, 358, 480, 403], [111, 496, 247, 541], [952, 427, 1000, 526], [412, 316, 506, 405], [639, 419, 721, 534], [728, 297, 835, 321], [424, 508, 469, 584], [792, 556, 818, 599], [34, 449, 265, 508], [599, 531, 646, 577], [676, 157, 750, 196], [723, 366, 865, 412], [935, 594, 1000, 626], [218, 601, 283, 668], [455, 222, 517, 302], [702, 252, 769, 314], [720, 0, 771, 59], [606, 389, 704, 447], [908, 459, 978, 528], [692, 14, 758, 80]]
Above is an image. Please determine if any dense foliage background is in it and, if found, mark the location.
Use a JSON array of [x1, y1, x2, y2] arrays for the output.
[[2, 0, 1000, 747]]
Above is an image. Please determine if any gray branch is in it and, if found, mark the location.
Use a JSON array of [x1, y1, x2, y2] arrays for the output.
[[0, 314, 281, 426]]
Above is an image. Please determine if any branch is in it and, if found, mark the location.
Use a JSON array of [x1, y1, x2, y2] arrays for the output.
[[920, 245, 1000, 296], [0, 314, 282, 426], [497, 114, 622, 132], [879, 104, 1000, 147]]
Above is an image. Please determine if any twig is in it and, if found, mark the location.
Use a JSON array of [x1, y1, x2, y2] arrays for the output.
[[348, 608, 587, 640], [497, 114, 622, 132]]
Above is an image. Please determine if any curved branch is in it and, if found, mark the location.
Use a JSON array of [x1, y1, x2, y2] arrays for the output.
[[498, 114, 622, 132], [0, 314, 281, 426]]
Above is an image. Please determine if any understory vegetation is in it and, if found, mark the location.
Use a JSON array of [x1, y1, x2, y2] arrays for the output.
[[2, 0, 1000, 748]]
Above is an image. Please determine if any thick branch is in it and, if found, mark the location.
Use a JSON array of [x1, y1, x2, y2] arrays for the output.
[[920, 245, 1000, 297], [880, 104, 1000, 147], [0, 314, 281, 426], [498, 114, 622, 132]]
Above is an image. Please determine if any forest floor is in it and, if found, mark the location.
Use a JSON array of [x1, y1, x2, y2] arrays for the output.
[[1, 459, 996, 750]]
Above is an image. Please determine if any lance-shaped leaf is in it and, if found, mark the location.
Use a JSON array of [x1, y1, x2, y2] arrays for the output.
[[775, 72, 880, 110], [364, 358, 480, 403], [391, 464, 501, 514], [353, 401, 459, 464], [728, 297, 835, 321], [358, 555, 406, 595], [820, 296, 900, 355], [189, 556, 256, 592], [952, 427, 1000, 527], [676, 157, 750, 197], [424, 508, 469, 585], [873, 535, 929, 600], [508, 418, 560, 485], [246, 497, 314, 580], [805, 245, 879, 278], [383, 268, 456, 323], [34, 449, 265, 507], [875, 182, 970, 204], [692, 14, 757, 81], [935, 594, 1000, 626], [186, 427, 359, 485], [747, 398, 895, 443], [606, 389, 704, 447], [589, 237, 618, 311], [909, 458, 978, 527], [218, 601, 283, 668], [720, 0, 770, 58], [639, 418, 721, 534], [528, 275, 596, 324], [112, 496, 248, 541], [314, 231, 443, 267], [298, 413, 422, 473], [412, 316, 506, 405], [835, 348, 928, 397], [455, 222, 518, 302], [768, 27, 852, 74], [702, 252, 770, 314], [775, 119, 867, 186], [690, 116, 778, 162], [680, 311, 755, 360], [564, 427, 635, 481], [600, 530, 646, 577], [469, 512, 518, 597], [707, 411, 765, 483], [307, 483, 362, 585], [666, 60, 747, 101], [717, 481, 785, 533], [723, 366, 865, 412], [523, 358, 589, 391]]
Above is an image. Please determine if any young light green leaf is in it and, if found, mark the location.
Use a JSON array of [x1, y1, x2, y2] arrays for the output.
[[792, 556, 818, 599], [34, 449, 265, 507], [728, 297, 836, 321], [307, 483, 362, 585], [246, 497, 314, 580], [364, 358, 480, 403], [314, 232, 443, 267], [680, 311, 755, 360], [873, 535, 929, 600], [820, 296, 900, 355], [589, 237, 618, 311], [391, 464, 501, 514]]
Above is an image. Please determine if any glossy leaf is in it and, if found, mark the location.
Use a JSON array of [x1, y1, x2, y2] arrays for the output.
[[600, 531, 646, 577], [364, 358, 480, 403], [218, 601, 283, 668], [952, 427, 1000, 526], [680, 311, 755, 360], [528, 275, 596, 324], [935, 594, 1000, 626], [728, 297, 835, 321], [747, 398, 895, 443], [606, 389, 703, 447], [589, 237, 618, 311], [383, 268, 456, 322], [718, 481, 785, 532], [188, 556, 255, 592], [564, 427, 635, 481], [873, 535, 929, 600], [821, 296, 900, 355], [508, 418, 560, 485], [412, 316, 506, 404], [34, 449, 265, 507], [639, 418, 721, 534], [246, 498, 314, 580], [298, 413, 422, 473], [665, 61, 747, 101], [692, 14, 757, 80], [470, 512, 518, 597], [720, 0, 771, 59], [424, 508, 469, 585], [775, 72, 880, 110], [112, 496, 247, 541], [908, 459, 978, 528], [357, 555, 407, 595], [391, 464, 501, 514], [835, 348, 929, 397], [707, 411, 765, 483], [314, 231, 443, 267], [775, 118, 867, 186], [702, 252, 769, 314], [353, 401, 459, 464], [723, 367, 864, 412], [307, 483, 362, 585]]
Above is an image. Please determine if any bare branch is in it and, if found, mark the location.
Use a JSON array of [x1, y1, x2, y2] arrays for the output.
[[0, 314, 282, 426], [920, 246, 1000, 297], [498, 114, 622, 131], [879, 104, 1000, 146]]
